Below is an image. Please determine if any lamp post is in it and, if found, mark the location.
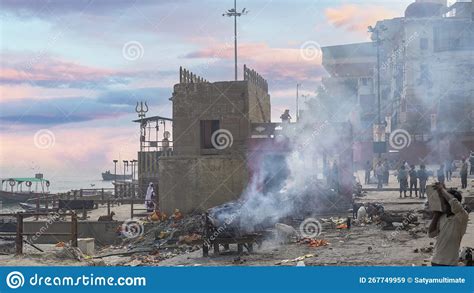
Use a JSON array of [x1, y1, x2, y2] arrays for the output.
[[296, 83, 301, 122], [123, 160, 128, 179], [113, 159, 118, 196], [113, 160, 118, 182], [130, 160, 137, 181], [223, 0, 248, 81], [368, 24, 387, 158]]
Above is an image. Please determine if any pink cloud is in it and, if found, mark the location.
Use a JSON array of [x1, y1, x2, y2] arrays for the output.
[[0, 53, 127, 88], [185, 42, 325, 82], [0, 126, 139, 178], [325, 5, 397, 33]]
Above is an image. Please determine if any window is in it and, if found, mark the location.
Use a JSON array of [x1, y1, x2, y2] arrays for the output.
[[200, 120, 220, 149], [420, 38, 428, 50]]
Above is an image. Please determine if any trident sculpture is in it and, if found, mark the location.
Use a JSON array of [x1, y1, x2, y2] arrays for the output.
[[136, 101, 149, 151], [135, 101, 148, 119]]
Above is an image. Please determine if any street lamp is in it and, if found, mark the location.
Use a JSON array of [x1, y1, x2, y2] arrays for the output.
[[368, 24, 387, 158], [130, 160, 137, 181], [223, 0, 248, 81], [112, 160, 118, 182], [123, 160, 129, 180], [296, 83, 302, 122]]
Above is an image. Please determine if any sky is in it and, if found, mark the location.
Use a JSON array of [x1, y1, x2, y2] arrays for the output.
[[0, 0, 412, 179]]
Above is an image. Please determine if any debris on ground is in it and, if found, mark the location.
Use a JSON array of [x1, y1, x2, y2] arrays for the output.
[[172, 209, 184, 221], [275, 254, 316, 265], [413, 246, 433, 253], [54, 246, 85, 261], [114, 212, 203, 265], [299, 238, 329, 248]]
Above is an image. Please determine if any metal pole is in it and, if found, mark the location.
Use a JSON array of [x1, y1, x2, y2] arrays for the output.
[[234, 0, 238, 81], [296, 83, 301, 122], [376, 30, 382, 159], [376, 29, 381, 126], [71, 213, 78, 247]]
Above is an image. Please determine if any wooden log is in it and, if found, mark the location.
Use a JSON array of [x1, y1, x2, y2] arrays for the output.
[[202, 244, 209, 257], [71, 213, 78, 247], [15, 213, 23, 255]]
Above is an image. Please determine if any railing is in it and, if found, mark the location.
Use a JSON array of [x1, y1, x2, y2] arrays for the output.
[[0, 212, 77, 255], [21, 187, 147, 219]]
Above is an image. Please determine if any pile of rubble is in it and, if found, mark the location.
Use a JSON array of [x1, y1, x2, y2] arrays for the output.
[[117, 212, 204, 264]]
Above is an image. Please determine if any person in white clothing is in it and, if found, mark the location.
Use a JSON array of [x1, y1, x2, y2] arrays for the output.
[[429, 183, 469, 266], [145, 182, 156, 212]]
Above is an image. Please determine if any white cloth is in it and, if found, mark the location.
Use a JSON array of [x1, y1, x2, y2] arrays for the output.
[[145, 183, 154, 206], [431, 198, 469, 265], [357, 206, 368, 221]]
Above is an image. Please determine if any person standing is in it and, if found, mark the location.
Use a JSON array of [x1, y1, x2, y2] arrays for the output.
[[429, 184, 469, 266], [469, 151, 474, 175], [408, 165, 418, 197], [144, 182, 156, 212], [437, 164, 445, 185], [375, 161, 384, 190], [397, 165, 408, 198], [364, 160, 372, 185], [460, 159, 469, 189], [383, 159, 390, 185], [417, 164, 429, 198], [445, 160, 452, 182], [280, 109, 292, 123], [331, 161, 339, 192]]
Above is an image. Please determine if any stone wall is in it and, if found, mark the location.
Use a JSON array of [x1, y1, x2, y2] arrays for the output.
[[172, 81, 251, 156], [159, 66, 270, 213], [158, 155, 248, 214]]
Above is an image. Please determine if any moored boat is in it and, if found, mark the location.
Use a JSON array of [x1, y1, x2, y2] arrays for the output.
[[0, 175, 51, 204]]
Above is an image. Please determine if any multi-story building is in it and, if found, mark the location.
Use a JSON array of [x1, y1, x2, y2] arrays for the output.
[[322, 0, 474, 165]]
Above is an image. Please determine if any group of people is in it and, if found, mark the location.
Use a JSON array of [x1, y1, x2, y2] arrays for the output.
[[363, 157, 471, 266], [365, 151, 474, 197], [396, 163, 429, 198], [436, 152, 474, 189], [365, 159, 389, 189]]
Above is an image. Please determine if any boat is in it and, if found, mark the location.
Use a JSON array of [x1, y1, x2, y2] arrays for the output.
[[0, 175, 51, 204], [101, 170, 132, 181], [18, 202, 54, 212]]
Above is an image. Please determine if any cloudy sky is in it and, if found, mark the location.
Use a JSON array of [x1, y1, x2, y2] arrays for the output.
[[0, 0, 412, 178]]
